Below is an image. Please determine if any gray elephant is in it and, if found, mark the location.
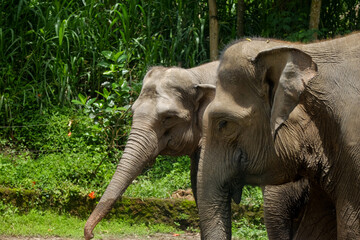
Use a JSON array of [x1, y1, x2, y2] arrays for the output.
[[84, 61, 218, 239], [197, 33, 360, 239], [84, 60, 313, 239]]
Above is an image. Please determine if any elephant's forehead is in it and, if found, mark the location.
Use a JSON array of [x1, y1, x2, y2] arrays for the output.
[[207, 92, 253, 120], [143, 68, 191, 91], [136, 84, 165, 103], [138, 82, 158, 99], [135, 79, 181, 108]]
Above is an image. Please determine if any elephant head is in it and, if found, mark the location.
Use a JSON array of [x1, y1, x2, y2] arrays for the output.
[[197, 40, 318, 239], [84, 61, 218, 240]]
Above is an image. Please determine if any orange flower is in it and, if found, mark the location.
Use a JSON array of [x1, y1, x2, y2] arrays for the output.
[[88, 191, 96, 199], [32, 181, 36, 186], [67, 132, 72, 137]]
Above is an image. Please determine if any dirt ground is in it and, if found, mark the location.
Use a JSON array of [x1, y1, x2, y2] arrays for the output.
[[0, 232, 200, 240]]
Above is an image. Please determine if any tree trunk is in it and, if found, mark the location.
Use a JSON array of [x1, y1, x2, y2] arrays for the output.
[[237, 0, 245, 38], [309, 0, 322, 40], [208, 0, 219, 60]]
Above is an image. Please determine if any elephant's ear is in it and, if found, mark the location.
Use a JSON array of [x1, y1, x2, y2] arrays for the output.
[[194, 84, 216, 128], [254, 47, 318, 137]]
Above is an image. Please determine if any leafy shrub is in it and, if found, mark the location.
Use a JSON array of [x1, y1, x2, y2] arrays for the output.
[[0, 151, 112, 192], [125, 156, 192, 198], [0, 151, 195, 200]]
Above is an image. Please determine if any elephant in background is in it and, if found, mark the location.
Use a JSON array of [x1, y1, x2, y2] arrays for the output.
[[197, 33, 360, 239], [84, 61, 218, 240]]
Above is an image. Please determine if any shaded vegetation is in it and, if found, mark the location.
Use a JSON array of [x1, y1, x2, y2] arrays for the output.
[[1, 0, 359, 144]]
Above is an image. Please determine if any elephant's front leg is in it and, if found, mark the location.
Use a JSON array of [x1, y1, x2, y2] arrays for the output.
[[335, 198, 360, 239], [263, 178, 310, 240], [190, 148, 201, 203], [293, 182, 336, 240]]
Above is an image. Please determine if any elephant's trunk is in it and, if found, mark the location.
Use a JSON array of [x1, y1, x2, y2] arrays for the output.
[[197, 184, 233, 239], [84, 123, 158, 240], [197, 153, 234, 240]]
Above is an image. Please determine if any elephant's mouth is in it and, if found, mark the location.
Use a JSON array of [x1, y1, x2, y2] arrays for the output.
[[160, 138, 182, 156], [229, 149, 247, 204], [160, 134, 194, 156], [230, 179, 244, 204], [235, 148, 249, 171]]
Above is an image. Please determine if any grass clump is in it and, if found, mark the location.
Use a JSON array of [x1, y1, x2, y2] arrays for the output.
[[232, 217, 268, 240], [0, 202, 179, 239]]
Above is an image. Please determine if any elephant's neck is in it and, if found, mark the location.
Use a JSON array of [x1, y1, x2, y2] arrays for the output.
[[274, 97, 337, 193], [274, 104, 321, 180]]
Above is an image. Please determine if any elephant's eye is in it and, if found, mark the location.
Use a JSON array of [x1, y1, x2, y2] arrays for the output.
[[162, 116, 173, 124], [162, 114, 181, 126], [218, 120, 227, 130]]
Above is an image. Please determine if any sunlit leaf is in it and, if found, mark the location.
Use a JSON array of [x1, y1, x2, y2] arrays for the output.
[[86, 98, 97, 106], [71, 99, 83, 105], [116, 54, 127, 63], [101, 51, 113, 60], [97, 61, 110, 68]]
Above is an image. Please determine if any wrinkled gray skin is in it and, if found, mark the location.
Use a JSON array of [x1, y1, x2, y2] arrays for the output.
[[84, 60, 311, 240], [197, 33, 360, 239], [84, 61, 218, 240]]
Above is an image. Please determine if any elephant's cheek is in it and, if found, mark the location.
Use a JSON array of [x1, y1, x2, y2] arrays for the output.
[[162, 128, 195, 156]]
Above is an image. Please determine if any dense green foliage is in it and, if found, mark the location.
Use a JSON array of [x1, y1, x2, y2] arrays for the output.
[[1, 0, 359, 149], [1, 0, 359, 141], [0, 0, 210, 138], [218, 0, 359, 43]]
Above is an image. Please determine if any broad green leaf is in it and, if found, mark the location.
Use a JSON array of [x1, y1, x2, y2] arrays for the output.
[[109, 64, 116, 72], [86, 98, 97, 106], [101, 51, 113, 60], [102, 88, 110, 99], [116, 54, 127, 63], [113, 51, 124, 62], [103, 70, 113, 75], [71, 99, 83, 105], [97, 61, 110, 68], [118, 106, 128, 111], [78, 93, 87, 105]]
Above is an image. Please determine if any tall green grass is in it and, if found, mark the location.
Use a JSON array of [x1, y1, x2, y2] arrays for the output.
[[0, 0, 210, 140]]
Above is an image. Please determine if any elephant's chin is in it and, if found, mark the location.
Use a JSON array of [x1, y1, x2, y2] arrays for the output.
[[160, 142, 194, 156], [160, 148, 183, 156]]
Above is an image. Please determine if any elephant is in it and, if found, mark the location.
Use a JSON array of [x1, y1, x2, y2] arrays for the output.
[[84, 60, 314, 239], [84, 61, 218, 240], [197, 33, 360, 239]]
